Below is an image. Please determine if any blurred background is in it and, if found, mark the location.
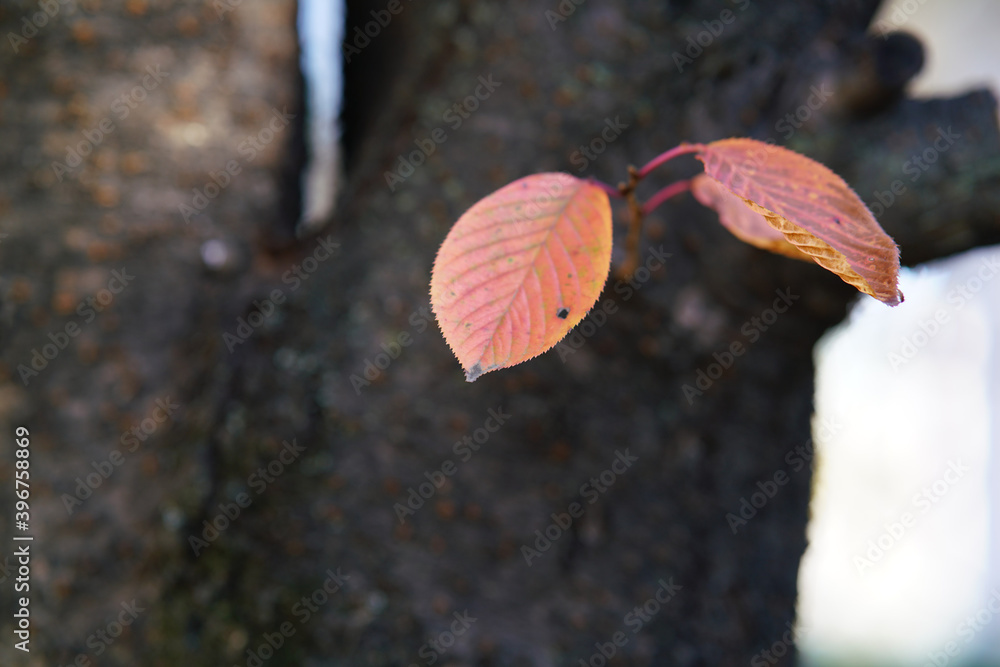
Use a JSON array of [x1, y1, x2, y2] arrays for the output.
[[1, 0, 998, 665], [800, 2, 1000, 665]]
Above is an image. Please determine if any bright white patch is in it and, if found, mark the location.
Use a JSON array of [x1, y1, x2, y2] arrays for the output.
[[200, 239, 230, 270], [871, 0, 1000, 104], [298, 0, 345, 231], [798, 245, 1000, 666]]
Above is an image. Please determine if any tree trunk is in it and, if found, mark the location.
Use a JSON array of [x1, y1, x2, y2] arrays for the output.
[[2, 0, 999, 665]]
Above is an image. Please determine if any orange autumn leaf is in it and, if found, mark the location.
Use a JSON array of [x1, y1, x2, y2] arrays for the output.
[[690, 174, 810, 261], [431, 173, 613, 381], [697, 138, 903, 306]]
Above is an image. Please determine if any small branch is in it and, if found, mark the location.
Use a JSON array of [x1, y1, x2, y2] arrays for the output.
[[615, 167, 644, 281], [642, 179, 692, 216], [614, 160, 695, 280], [637, 142, 706, 179]]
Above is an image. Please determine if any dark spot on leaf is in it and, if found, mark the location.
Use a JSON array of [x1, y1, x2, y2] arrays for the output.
[[557, 308, 569, 319], [833, 217, 841, 225]]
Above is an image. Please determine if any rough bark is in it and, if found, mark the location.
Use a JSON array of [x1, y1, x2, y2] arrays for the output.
[[1, 0, 998, 665]]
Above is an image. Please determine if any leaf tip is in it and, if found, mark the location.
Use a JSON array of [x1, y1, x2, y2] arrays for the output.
[[464, 363, 483, 383]]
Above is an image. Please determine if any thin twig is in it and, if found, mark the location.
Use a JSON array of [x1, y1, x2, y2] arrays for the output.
[[637, 142, 705, 179], [586, 177, 624, 198], [642, 179, 692, 216], [616, 166, 644, 281]]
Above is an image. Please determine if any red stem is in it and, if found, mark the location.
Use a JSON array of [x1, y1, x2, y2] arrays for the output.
[[586, 177, 623, 198], [637, 143, 706, 179], [642, 179, 692, 215]]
